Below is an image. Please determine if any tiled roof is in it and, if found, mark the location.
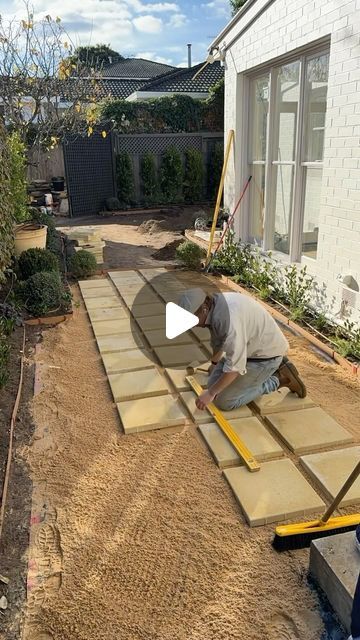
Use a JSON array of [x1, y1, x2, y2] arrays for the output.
[[137, 61, 224, 93], [97, 79, 144, 99], [102, 58, 175, 79]]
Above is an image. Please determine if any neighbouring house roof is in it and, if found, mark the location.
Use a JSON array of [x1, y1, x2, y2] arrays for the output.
[[102, 57, 175, 80], [136, 61, 224, 95], [97, 79, 145, 99]]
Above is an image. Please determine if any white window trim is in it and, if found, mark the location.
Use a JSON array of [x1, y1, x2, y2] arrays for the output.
[[246, 46, 329, 263]]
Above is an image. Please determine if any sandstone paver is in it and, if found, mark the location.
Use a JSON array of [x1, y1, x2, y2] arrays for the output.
[[145, 329, 194, 347], [251, 387, 316, 415], [180, 391, 252, 423], [155, 344, 207, 367], [80, 286, 114, 299], [85, 297, 122, 310], [88, 307, 128, 323], [117, 394, 187, 433], [300, 446, 360, 506], [137, 315, 165, 331], [165, 368, 209, 391], [101, 349, 153, 374], [265, 407, 353, 454], [123, 291, 160, 305], [199, 418, 284, 468], [79, 279, 112, 289], [131, 303, 165, 318], [108, 368, 169, 401], [92, 318, 135, 337], [97, 333, 144, 354], [224, 459, 325, 526]]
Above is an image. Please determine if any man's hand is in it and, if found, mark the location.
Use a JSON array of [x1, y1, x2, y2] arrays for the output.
[[195, 390, 215, 411]]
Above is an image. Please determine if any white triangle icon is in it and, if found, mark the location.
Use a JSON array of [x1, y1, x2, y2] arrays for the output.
[[166, 302, 199, 339]]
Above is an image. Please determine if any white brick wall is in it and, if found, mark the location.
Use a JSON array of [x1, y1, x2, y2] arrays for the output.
[[219, 0, 360, 321]]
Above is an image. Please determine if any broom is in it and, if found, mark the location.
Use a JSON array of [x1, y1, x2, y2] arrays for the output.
[[273, 460, 360, 551]]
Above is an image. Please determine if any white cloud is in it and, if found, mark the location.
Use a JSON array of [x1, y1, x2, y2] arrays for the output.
[[126, 0, 179, 12], [133, 14, 163, 33], [168, 12, 187, 28], [135, 51, 173, 64], [201, 0, 229, 17]]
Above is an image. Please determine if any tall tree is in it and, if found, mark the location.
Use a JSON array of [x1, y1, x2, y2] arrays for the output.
[[71, 45, 122, 69], [0, 3, 101, 148], [230, 0, 247, 15]]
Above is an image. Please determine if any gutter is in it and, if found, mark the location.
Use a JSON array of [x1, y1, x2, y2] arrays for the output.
[[209, 0, 259, 50]]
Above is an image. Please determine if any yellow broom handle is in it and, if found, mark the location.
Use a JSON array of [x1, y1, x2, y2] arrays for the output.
[[206, 129, 234, 264], [320, 460, 360, 524]]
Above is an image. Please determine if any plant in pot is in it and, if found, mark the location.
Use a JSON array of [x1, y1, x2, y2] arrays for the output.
[[10, 133, 48, 256]]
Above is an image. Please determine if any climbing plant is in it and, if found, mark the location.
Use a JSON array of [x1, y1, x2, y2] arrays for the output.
[[8, 132, 28, 223], [160, 147, 183, 203], [0, 123, 16, 282], [183, 148, 204, 202]]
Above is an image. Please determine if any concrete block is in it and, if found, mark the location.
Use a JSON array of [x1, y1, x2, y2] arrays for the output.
[[265, 407, 353, 454], [117, 395, 187, 433], [251, 388, 317, 415], [108, 368, 169, 401], [310, 532, 359, 633], [301, 447, 360, 506], [223, 459, 325, 527], [199, 418, 284, 468]]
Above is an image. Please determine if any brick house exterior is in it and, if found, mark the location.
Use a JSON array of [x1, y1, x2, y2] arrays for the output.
[[211, 0, 360, 321]]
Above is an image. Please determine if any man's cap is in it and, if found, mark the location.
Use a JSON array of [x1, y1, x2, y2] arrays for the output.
[[178, 288, 207, 314]]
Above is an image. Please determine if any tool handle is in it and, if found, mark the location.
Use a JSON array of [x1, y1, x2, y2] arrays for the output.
[[320, 460, 360, 524]]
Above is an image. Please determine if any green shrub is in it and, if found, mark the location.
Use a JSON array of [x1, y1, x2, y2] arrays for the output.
[[175, 240, 206, 270], [160, 147, 183, 203], [282, 265, 313, 321], [68, 250, 97, 278], [0, 122, 16, 281], [207, 142, 224, 200], [141, 153, 159, 206], [183, 148, 204, 203], [29, 208, 62, 258], [9, 131, 28, 223], [18, 247, 59, 280], [116, 152, 135, 206], [23, 271, 62, 316]]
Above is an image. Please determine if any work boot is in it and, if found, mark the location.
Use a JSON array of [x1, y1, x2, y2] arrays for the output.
[[275, 359, 307, 398]]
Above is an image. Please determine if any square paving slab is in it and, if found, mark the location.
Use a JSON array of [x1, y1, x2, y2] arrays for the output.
[[117, 394, 187, 433], [131, 303, 165, 318], [181, 391, 252, 424], [265, 407, 353, 454], [191, 326, 211, 341], [165, 368, 209, 391], [108, 368, 169, 401], [300, 446, 360, 506], [92, 318, 135, 337], [199, 418, 284, 468], [123, 291, 160, 305], [97, 333, 144, 354], [88, 307, 128, 323], [224, 459, 325, 526], [102, 349, 153, 374], [155, 344, 207, 367], [109, 270, 143, 281], [145, 329, 194, 347], [79, 279, 112, 289], [137, 315, 165, 331], [85, 296, 122, 310], [251, 387, 316, 415]]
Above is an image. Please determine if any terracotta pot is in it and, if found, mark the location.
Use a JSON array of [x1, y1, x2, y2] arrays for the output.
[[14, 222, 47, 257]]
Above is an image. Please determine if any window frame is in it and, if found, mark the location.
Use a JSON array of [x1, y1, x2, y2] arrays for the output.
[[247, 44, 330, 263]]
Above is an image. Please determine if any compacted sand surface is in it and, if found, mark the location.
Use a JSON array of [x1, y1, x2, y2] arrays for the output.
[[22, 285, 360, 640]]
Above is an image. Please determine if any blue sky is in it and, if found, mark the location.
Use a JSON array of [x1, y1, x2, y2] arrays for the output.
[[0, 0, 232, 67]]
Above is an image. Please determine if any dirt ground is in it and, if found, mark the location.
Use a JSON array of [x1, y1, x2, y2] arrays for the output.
[[57, 206, 209, 268], [1, 213, 360, 640]]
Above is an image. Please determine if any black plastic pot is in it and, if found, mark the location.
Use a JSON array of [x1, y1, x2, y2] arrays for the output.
[[52, 176, 65, 191]]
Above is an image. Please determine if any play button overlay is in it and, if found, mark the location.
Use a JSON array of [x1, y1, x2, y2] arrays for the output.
[[166, 302, 199, 339]]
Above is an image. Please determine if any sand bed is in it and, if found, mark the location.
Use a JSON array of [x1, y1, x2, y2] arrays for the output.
[[23, 285, 360, 640]]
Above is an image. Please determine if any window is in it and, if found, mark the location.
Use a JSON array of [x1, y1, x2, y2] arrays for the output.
[[248, 50, 329, 261]]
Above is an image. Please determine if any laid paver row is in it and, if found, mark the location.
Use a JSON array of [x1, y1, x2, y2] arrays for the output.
[[79, 271, 359, 527]]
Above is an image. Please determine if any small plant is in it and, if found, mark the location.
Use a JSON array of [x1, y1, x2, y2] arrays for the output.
[[68, 250, 97, 278], [183, 148, 204, 203], [0, 302, 22, 335], [116, 152, 135, 207], [23, 271, 63, 316], [0, 337, 10, 388], [160, 146, 183, 203], [18, 247, 59, 280], [312, 312, 328, 332], [283, 265, 313, 322], [334, 319, 360, 360], [141, 153, 160, 206], [175, 240, 206, 270]]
